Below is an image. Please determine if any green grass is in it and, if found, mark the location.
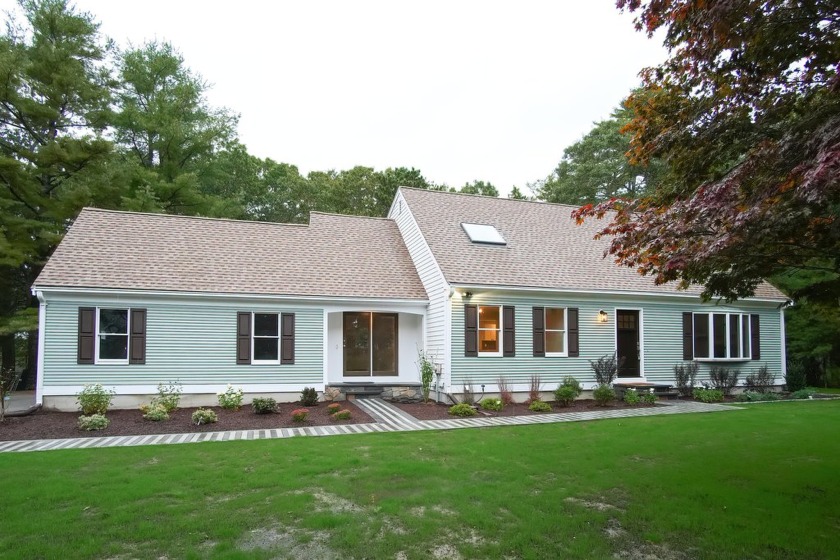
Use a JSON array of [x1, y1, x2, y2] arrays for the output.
[[1, 402, 838, 559], [810, 386, 840, 395]]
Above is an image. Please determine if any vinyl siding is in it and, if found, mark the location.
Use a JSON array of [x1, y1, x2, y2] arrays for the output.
[[450, 291, 784, 388], [389, 191, 449, 375], [42, 294, 323, 388]]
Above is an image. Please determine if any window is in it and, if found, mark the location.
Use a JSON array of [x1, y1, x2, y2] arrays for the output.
[[544, 307, 567, 356], [253, 313, 280, 362], [343, 312, 398, 376], [478, 305, 502, 355], [693, 312, 751, 360], [96, 308, 129, 362], [236, 312, 295, 365]]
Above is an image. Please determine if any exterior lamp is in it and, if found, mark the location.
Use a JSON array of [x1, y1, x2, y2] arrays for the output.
[[598, 309, 608, 323], [463, 291, 473, 299]]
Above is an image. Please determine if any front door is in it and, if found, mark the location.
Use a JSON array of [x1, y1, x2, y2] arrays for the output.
[[616, 310, 641, 377], [343, 312, 398, 376]]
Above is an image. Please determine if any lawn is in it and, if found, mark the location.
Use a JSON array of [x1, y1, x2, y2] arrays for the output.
[[1, 402, 837, 560]]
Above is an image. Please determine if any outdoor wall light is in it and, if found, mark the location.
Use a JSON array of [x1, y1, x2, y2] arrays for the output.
[[598, 309, 608, 323], [463, 291, 473, 299]]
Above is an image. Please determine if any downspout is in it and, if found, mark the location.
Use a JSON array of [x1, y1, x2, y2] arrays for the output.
[[34, 289, 46, 407]]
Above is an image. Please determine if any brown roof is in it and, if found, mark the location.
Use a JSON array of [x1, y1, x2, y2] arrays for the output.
[[34, 209, 428, 300], [399, 188, 787, 300]]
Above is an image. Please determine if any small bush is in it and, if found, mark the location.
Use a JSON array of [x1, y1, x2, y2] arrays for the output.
[[153, 381, 182, 412], [192, 408, 218, 425], [528, 375, 542, 403], [593, 384, 616, 406], [528, 400, 551, 412], [640, 389, 658, 405], [77, 414, 109, 431], [554, 385, 579, 407], [300, 387, 319, 407], [623, 388, 641, 405], [76, 383, 115, 415], [744, 365, 775, 393], [291, 408, 309, 422], [251, 397, 277, 414], [785, 360, 808, 392], [709, 367, 739, 395], [674, 362, 698, 397], [449, 403, 476, 417], [481, 397, 503, 411], [218, 384, 244, 410], [497, 376, 514, 406], [326, 403, 341, 414], [331, 409, 352, 420], [791, 388, 816, 399], [142, 403, 170, 421], [590, 353, 622, 386], [561, 376, 583, 396], [693, 387, 724, 403]]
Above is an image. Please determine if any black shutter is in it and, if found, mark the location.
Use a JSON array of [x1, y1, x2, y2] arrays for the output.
[[129, 308, 147, 364], [682, 312, 694, 360], [281, 313, 295, 364], [568, 308, 579, 357], [503, 306, 515, 357], [78, 307, 95, 364], [532, 307, 545, 357], [750, 314, 761, 360], [464, 305, 478, 357], [237, 312, 251, 364]]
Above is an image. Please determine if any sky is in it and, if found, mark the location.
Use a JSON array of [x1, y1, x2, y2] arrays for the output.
[[3, 0, 668, 195]]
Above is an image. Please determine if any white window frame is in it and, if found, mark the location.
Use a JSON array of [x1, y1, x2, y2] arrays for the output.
[[252, 312, 281, 365], [477, 305, 503, 357], [94, 307, 130, 365], [544, 307, 568, 357], [693, 312, 752, 361]]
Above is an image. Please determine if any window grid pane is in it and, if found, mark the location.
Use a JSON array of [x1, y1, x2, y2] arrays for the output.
[[545, 331, 565, 353], [99, 309, 128, 334], [253, 338, 279, 361], [545, 308, 565, 330]]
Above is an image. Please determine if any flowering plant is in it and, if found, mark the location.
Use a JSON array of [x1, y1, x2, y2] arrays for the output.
[[218, 384, 244, 410]]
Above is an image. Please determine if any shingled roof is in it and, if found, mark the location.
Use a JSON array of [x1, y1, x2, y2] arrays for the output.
[[399, 188, 786, 300], [34, 209, 428, 300]]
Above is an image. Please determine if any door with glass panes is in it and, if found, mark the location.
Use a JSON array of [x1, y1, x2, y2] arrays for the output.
[[343, 312, 398, 376]]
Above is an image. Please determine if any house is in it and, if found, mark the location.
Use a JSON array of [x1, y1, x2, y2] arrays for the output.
[[31, 188, 788, 410]]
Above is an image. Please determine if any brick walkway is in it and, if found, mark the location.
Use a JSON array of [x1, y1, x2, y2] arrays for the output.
[[0, 399, 738, 454]]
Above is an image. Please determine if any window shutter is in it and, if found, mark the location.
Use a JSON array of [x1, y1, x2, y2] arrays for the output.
[[464, 305, 478, 357], [281, 313, 295, 364], [237, 312, 251, 364], [532, 307, 545, 357], [129, 309, 147, 364], [568, 308, 579, 357], [750, 314, 761, 360], [682, 312, 694, 360], [503, 306, 515, 357], [77, 307, 95, 364]]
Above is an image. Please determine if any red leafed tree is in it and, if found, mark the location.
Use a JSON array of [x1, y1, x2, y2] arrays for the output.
[[573, 0, 840, 303]]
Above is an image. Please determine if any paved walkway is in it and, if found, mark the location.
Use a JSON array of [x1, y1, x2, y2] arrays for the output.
[[0, 399, 738, 454]]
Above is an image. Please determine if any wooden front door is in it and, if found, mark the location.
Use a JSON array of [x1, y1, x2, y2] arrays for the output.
[[616, 310, 641, 377]]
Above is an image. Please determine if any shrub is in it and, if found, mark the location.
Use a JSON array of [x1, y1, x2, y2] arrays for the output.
[[791, 388, 816, 399], [528, 374, 542, 403], [142, 403, 170, 421], [77, 414, 109, 431], [593, 384, 616, 406], [251, 397, 277, 414], [709, 367, 739, 395], [554, 385, 578, 407], [561, 376, 583, 396], [785, 360, 808, 392], [589, 353, 622, 386], [291, 408, 309, 422], [448, 403, 476, 417], [419, 350, 435, 403], [331, 409, 352, 420], [153, 381, 182, 412], [640, 389, 658, 405], [218, 384, 245, 410], [326, 403, 341, 414], [481, 397, 503, 411], [674, 362, 698, 397], [76, 383, 115, 416], [693, 387, 724, 403], [623, 388, 641, 405], [300, 387, 319, 407], [744, 365, 775, 393], [528, 400, 551, 412], [497, 376, 514, 406], [192, 408, 218, 425]]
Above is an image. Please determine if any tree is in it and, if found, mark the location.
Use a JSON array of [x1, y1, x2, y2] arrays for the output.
[[574, 0, 840, 303], [537, 106, 663, 205], [508, 186, 529, 200], [459, 180, 499, 197], [0, 0, 116, 384]]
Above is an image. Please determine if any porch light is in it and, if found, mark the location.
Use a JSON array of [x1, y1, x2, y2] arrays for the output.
[[463, 291, 473, 299], [598, 310, 608, 323]]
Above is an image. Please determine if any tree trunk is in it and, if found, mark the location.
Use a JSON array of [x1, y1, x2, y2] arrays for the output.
[[0, 334, 14, 373]]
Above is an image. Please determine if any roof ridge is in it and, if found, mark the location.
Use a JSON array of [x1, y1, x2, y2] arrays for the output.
[[79, 207, 310, 228], [398, 186, 582, 211], [310, 211, 394, 222]]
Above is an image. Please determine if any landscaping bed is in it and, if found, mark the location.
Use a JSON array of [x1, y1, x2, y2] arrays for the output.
[[394, 399, 658, 420], [0, 401, 374, 441]]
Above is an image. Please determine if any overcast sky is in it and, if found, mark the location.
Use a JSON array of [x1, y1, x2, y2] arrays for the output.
[[4, 1, 668, 195]]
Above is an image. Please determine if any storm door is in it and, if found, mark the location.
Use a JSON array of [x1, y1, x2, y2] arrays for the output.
[[616, 310, 641, 377], [343, 312, 398, 376]]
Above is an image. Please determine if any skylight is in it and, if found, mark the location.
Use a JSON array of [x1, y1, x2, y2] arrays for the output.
[[461, 223, 506, 245]]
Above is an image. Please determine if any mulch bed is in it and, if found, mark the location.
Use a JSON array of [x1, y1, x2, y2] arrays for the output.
[[0, 401, 374, 441], [395, 399, 659, 421]]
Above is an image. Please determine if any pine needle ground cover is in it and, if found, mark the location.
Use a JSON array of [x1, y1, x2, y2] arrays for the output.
[[1, 402, 837, 559]]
